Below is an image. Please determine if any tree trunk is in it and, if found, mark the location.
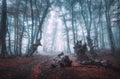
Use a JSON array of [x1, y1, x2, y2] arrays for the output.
[[62, 14, 71, 53], [27, 0, 50, 56], [30, 0, 34, 46], [79, 0, 97, 58], [71, 3, 76, 46], [105, 0, 115, 53], [8, 29, 12, 56], [99, 0, 105, 48], [19, 0, 28, 56], [0, 0, 8, 57]]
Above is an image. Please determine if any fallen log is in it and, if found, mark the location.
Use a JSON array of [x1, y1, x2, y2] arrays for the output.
[[79, 60, 120, 72], [51, 55, 72, 68]]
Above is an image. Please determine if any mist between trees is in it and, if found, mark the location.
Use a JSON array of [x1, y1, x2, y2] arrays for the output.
[[0, 0, 120, 57]]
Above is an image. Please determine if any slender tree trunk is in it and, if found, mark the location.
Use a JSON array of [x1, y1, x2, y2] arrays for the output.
[[101, 23, 105, 48], [8, 30, 12, 55], [14, 14, 19, 56], [30, 0, 34, 45], [19, 17, 25, 56], [27, 0, 50, 56], [78, 6, 85, 43], [105, 0, 115, 53], [81, 25, 85, 43], [26, 19, 30, 54], [26, 0, 35, 55], [71, 2, 76, 46], [93, 19, 98, 49], [14, 0, 20, 56], [62, 15, 71, 53], [35, 1, 50, 42], [99, 0, 105, 49], [19, 0, 28, 56], [0, 0, 8, 57]]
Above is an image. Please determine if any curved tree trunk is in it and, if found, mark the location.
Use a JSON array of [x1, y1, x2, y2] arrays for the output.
[[104, 0, 115, 53], [27, 0, 50, 56]]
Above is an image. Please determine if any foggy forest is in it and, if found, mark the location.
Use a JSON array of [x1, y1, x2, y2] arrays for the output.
[[0, 0, 120, 79]]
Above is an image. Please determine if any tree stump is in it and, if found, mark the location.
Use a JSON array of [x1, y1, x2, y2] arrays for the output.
[[74, 40, 89, 62]]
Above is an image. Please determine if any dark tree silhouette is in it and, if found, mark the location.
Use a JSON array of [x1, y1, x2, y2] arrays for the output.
[[0, 0, 8, 57]]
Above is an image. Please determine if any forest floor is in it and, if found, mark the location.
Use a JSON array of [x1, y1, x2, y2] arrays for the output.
[[0, 54, 120, 79]]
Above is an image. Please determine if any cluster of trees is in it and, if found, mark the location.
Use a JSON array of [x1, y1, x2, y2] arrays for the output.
[[56, 0, 120, 54], [0, 0, 51, 57], [0, 0, 119, 57]]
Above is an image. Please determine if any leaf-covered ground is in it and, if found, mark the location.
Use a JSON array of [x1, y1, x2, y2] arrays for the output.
[[0, 54, 120, 79]]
